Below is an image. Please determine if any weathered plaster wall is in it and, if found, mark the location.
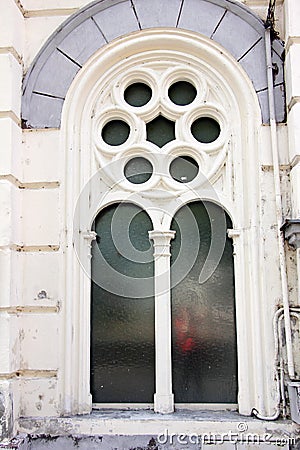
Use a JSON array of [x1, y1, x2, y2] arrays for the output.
[[285, 0, 300, 376], [0, 0, 62, 441], [0, 0, 23, 442], [0, 0, 299, 445]]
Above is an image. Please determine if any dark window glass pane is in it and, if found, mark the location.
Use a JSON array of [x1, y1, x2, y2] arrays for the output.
[[191, 117, 220, 143], [169, 155, 199, 183], [102, 120, 130, 146], [124, 82, 152, 107], [171, 201, 237, 403], [124, 157, 153, 184], [91, 203, 155, 403], [146, 115, 175, 148], [168, 81, 197, 106]]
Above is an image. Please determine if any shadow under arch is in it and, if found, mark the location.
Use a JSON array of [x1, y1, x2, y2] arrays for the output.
[[170, 200, 237, 403]]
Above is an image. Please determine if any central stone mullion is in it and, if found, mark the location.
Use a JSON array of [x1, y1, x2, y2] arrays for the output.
[[149, 230, 176, 414]]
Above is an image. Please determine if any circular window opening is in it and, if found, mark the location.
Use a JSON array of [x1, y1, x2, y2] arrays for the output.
[[191, 117, 220, 143], [124, 157, 153, 184], [168, 81, 197, 106], [124, 82, 152, 107], [170, 155, 199, 183], [102, 120, 130, 146]]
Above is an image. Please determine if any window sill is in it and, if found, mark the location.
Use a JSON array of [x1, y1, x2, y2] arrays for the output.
[[92, 403, 238, 411], [18, 408, 298, 446]]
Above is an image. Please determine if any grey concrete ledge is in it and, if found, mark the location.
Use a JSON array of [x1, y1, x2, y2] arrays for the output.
[[21, 0, 285, 129], [10, 433, 300, 450], [18, 408, 298, 433]]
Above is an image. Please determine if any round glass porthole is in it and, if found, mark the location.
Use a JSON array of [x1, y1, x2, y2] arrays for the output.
[[191, 117, 220, 143], [124, 157, 153, 184], [102, 120, 130, 146], [124, 82, 152, 107], [170, 155, 199, 183], [168, 81, 197, 106]]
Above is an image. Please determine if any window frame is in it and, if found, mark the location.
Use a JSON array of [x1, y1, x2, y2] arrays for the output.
[[60, 29, 270, 417]]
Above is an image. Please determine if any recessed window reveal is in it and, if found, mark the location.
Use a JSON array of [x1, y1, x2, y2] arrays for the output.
[[168, 80, 197, 106], [101, 119, 130, 146], [170, 155, 199, 183], [191, 117, 220, 143], [124, 157, 153, 184], [124, 82, 152, 107]]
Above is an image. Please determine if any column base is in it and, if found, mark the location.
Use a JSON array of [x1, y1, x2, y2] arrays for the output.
[[154, 393, 174, 414]]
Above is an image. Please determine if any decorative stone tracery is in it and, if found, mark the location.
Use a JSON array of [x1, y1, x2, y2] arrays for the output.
[[92, 58, 230, 195]]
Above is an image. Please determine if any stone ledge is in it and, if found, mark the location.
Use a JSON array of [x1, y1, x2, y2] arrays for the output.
[[18, 409, 299, 437]]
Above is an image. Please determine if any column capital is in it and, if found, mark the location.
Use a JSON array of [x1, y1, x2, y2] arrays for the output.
[[82, 230, 97, 259], [82, 230, 97, 243], [227, 229, 241, 239], [149, 230, 175, 257]]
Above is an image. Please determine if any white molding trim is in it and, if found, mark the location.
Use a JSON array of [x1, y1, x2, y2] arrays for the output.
[[60, 29, 273, 417]]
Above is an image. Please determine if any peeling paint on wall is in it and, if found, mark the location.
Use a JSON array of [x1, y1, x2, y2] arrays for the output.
[[0, 388, 13, 442]]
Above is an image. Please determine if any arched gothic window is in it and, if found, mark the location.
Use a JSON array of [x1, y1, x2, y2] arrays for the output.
[[171, 201, 237, 404], [91, 203, 155, 404], [90, 199, 237, 407], [21, 0, 285, 414], [56, 28, 273, 415], [87, 66, 239, 410]]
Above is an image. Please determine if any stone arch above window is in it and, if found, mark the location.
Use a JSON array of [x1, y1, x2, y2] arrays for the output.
[[21, 0, 285, 129]]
